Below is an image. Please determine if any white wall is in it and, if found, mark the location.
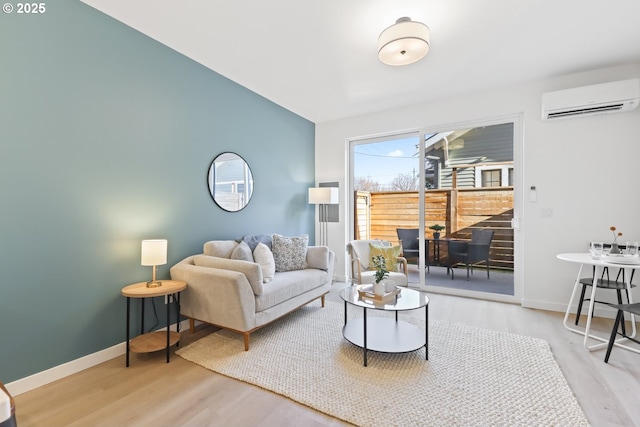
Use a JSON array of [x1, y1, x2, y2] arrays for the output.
[[316, 63, 640, 313]]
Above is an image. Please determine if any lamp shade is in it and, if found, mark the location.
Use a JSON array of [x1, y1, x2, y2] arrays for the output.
[[378, 17, 430, 66], [308, 187, 339, 205], [141, 239, 167, 266]]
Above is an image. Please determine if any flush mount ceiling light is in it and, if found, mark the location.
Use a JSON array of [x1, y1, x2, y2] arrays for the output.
[[378, 17, 430, 66]]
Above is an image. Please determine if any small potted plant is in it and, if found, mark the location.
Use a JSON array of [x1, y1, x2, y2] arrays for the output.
[[371, 255, 389, 295], [429, 224, 445, 240]]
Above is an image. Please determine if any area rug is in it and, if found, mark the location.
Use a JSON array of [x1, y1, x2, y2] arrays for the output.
[[176, 301, 589, 427]]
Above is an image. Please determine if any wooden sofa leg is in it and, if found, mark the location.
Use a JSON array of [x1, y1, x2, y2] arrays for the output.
[[321, 295, 325, 307], [243, 333, 250, 351], [189, 318, 195, 333]]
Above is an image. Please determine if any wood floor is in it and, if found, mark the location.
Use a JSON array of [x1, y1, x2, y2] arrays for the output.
[[13, 284, 640, 427]]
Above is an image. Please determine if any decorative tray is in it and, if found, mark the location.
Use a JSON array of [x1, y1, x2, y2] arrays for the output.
[[602, 254, 640, 265], [357, 285, 401, 302]]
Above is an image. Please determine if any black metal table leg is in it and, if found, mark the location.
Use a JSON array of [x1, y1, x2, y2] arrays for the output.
[[175, 292, 181, 347], [344, 300, 347, 325], [126, 297, 130, 367], [363, 307, 368, 366], [140, 298, 145, 334], [166, 293, 171, 363], [425, 304, 429, 360]]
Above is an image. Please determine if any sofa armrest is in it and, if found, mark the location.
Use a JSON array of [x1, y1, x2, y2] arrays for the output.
[[170, 256, 257, 332], [326, 249, 335, 284], [192, 254, 264, 295]]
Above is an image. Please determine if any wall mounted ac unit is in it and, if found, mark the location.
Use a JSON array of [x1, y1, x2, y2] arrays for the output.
[[541, 78, 640, 120]]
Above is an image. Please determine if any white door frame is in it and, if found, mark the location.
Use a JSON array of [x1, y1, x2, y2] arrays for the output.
[[347, 113, 523, 304]]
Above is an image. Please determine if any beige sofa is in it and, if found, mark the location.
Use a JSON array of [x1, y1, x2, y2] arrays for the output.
[[170, 237, 334, 350]]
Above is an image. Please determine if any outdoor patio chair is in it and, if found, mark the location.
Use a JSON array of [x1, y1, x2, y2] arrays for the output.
[[347, 239, 408, 287], [396, 228, 423, 268], [447, 229, 494, 280]]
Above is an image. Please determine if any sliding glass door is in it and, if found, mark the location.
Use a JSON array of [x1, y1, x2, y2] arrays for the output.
[[349, 116, 520, 302], [351, 132, 421, 288]]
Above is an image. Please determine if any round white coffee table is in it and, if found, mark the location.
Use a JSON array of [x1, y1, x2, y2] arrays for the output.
[[340, 286, 429, 366]]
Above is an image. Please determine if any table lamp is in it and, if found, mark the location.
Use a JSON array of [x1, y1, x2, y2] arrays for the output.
[[141, 239, 167, 288]]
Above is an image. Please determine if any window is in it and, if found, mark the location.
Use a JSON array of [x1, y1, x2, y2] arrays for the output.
[[475, 165, 514, 188], [481, 169, 501, 187]]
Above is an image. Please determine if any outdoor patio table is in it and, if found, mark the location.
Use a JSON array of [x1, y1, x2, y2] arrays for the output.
[[425, 238, 446, 265]]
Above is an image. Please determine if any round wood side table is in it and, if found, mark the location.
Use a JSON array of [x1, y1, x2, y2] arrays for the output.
[[121, 280, 187, 367]]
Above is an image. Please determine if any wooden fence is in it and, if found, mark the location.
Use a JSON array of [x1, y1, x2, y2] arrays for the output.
[[354, 188, 514, 270]]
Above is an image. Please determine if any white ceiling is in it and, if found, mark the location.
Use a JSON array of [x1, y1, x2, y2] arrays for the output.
[[80, 0, 640, 123]]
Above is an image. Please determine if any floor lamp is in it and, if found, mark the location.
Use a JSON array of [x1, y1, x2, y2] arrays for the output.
[[308, 187, 339, 247]]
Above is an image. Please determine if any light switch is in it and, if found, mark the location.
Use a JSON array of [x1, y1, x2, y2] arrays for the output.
[[529, 186, 537, 203]]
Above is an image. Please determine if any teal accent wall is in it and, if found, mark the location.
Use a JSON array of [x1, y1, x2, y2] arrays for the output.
[[0, 1, 315, 383]]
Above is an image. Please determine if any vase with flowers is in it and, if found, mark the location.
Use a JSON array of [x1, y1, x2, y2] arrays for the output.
[[371, 255, 389, 295], [609, 226, 622, 254]]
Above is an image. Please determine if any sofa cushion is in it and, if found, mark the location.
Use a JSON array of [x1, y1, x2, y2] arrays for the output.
[[253, 242, 275, 283], [369, 243, 402, 272], [254, 268, 328, 312], [203, 240, 238, 258], [192, 254, 265, 295], [272, 234, 308, 272], [306, 246, 330, 270], [240, 234, 273, 251], [231, 240, 254, 262]]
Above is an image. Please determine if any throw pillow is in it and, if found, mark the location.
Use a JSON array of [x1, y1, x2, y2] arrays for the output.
[[306, 246, 330, 270], [369, 243, 401, 272], [239, 234, 273, 251], [230, 241, 254, 262], [272, 234, 308, 272], [253, 242, 276, 283]]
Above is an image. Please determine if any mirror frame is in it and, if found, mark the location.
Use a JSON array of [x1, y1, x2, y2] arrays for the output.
[[207, 152, 254, 212]]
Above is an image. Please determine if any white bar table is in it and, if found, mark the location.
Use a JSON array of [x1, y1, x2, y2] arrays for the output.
[[557, 253, 638, 353]]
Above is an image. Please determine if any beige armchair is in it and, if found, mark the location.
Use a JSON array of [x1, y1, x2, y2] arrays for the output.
[[347, 239, 408, 287]]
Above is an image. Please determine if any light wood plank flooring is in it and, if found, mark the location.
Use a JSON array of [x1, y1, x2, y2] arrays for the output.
[[13, 284, 640, 427]]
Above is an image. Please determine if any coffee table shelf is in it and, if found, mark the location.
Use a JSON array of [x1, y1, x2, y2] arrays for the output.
[[342, 317, 425, 353]]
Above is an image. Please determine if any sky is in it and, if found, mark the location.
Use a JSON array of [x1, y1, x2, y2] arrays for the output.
[[353, 136, 420, 186]]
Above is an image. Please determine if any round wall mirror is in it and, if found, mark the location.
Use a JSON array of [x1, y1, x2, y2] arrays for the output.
[[207, 152, 254, 212]]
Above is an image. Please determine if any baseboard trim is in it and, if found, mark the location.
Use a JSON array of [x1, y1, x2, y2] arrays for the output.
[[6, 319, 191, 396], [520, 298, 567, 312], [521, 298, 620, 319]]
